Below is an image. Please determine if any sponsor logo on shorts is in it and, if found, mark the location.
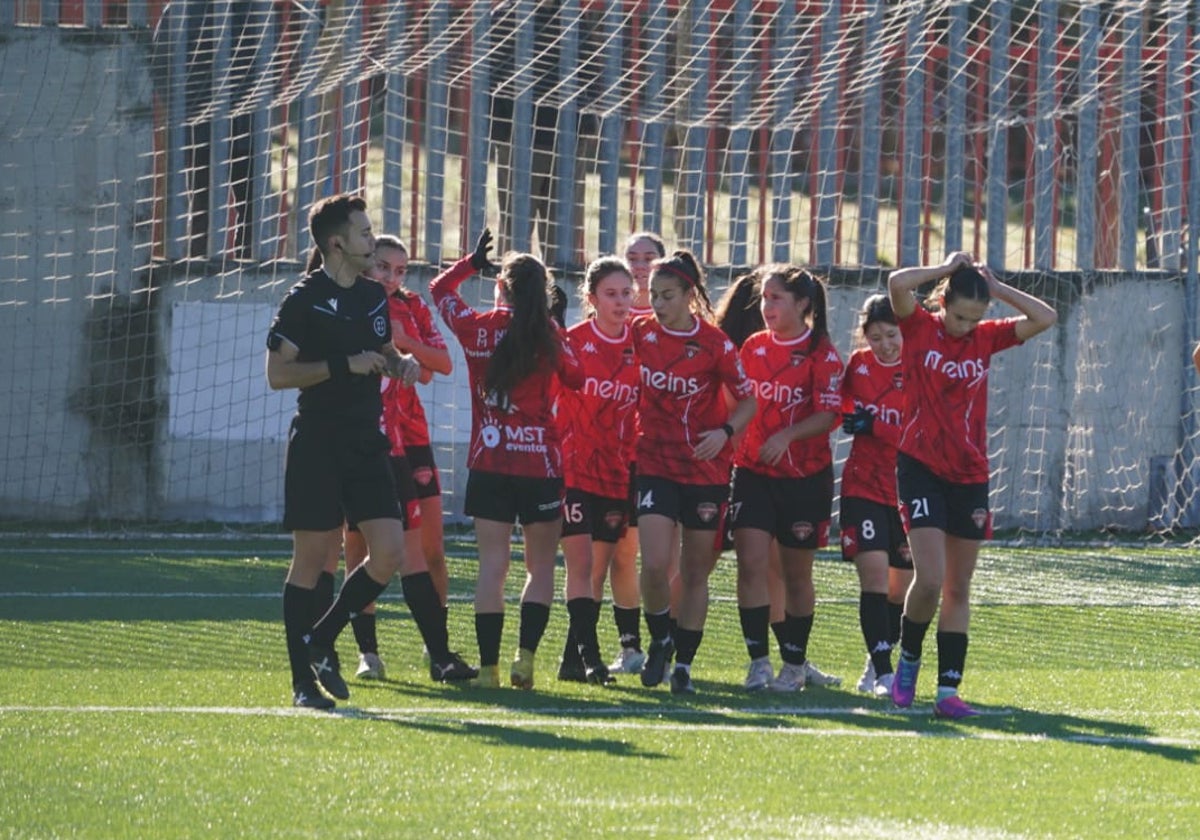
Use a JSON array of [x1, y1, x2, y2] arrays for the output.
[[538, 499, 562, 512], [791, 521, 814, 541], [696, 501, 719, 523]]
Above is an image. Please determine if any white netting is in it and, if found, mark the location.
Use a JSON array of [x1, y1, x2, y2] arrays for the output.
[[0, 0, 1198, 532]]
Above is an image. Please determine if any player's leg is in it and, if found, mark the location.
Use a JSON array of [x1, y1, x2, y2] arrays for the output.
[[512, 500, 564, 690], [734, 524, 775, 691]]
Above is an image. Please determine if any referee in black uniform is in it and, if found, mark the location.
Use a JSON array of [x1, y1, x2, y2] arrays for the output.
[[267, 194, 477, 709]]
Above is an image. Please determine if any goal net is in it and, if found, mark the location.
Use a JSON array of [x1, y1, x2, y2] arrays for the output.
[[0, 0, 1198, 535]]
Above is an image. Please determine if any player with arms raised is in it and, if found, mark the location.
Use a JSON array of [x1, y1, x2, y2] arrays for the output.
[[888, 252, 1057, 718]]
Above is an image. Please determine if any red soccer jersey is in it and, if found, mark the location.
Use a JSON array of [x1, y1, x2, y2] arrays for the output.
[[557, 320, 639, 498], [431, 257, 584, 478], [897, 304, 1021, 484], [380, 290, 445, 449], [735, 330, 843, 479], [632, 314, 754, 486], [840, 346, 905, 506]]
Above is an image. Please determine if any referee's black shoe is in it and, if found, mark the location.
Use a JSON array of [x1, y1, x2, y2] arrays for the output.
[[308, 643, 350, 700], [292, 679, 336, 710], [430, 651, 479, 683]]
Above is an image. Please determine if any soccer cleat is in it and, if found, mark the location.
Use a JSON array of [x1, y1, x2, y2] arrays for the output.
[[292, 680, 335, 710], [609, 647, 648, 674], [640, 638, 675, 687], [743, 657, 775, 692], [308, 643, 350, 700], [856, 656, 876, 693], [668, 665, 696, 695], [430, 651, 479, 683], [891, 656, 920, 708], [872, 672, 895, 699], [557, 657, 588, 683], [933, 693, 980, 720], [585, 661, 616, 686], [469, 664, 500, 689], [355, 652, 386, 680], [803, 660, 842, 687], [510, 648, 536, 689], [770, 662, 806, 692]]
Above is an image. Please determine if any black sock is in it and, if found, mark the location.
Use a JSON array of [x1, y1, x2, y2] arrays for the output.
[[899, 614, 931, 662], [350, 611, 378, 655], [787, 612, 814, 664], [314, 571, 336, 623], [475, 612, 504, 667], [518, 601, 551, 653], [674, 627, 703, 666], [738, 605, 771, 661], [645, 608, 671, 643], [887, 600, 903, 646], [283, 583, 317, 687], [859, 592, 893, 676], [936, 631, 968, 688], [567, 598, 601, 664], [770, 620, 787, 655], [309, 566, 387, 648], [401, 572, 450, 661], [613, 605, 642, 650], [560, 624, 580, 666]]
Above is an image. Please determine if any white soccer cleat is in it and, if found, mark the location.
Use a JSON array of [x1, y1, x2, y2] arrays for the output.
[[609, 647, 647, 674], [355, 652, 386, 680], [872, 672, 895, 698], [770, 662, 806, 692], [743, 657, 775, 692], [802, 660, 842, 687], [856, 656, 876, 693]]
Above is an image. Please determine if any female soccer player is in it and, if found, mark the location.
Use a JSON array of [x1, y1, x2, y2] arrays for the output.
[[431, 230, 584, 689], [633, 249, 756, 694], [839, 293, 912, 697], [592, 231, 669, 673], [729, 265, 843, 693], [888, 252, 1056, 718], [341, 234, 458, 680], [555, 256, 640, 685]]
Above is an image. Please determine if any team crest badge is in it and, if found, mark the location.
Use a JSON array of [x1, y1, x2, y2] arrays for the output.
[[622, 347, 635, 365], [792, 521, 814, 541], [412, 467, 434, 486], [373, 315, 388, 337], [892, 372, 904, 390], [696, 502, 719, 523], [604, 510, 624, 530], [790, 350, 804, 366], [971, 508, 988, 530], [684, 340, 701, 359]]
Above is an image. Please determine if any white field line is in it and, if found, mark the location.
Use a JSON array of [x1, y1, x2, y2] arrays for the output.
[[1, 704, 1198, 750]]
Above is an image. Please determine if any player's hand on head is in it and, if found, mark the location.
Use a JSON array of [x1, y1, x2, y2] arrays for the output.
[[471, 228, 495, 272]]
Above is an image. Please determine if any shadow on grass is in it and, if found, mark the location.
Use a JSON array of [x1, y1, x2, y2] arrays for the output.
[[347, 679, 1199, 764]]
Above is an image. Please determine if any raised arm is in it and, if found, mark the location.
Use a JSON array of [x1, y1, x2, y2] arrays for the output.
[[979, 265, 1058, 342], [887, 251, 973, 319]]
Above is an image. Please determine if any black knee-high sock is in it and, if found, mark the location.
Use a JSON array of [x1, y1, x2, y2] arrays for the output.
[[613, 604, 641, 650], [644, 608, 672, 643], [674, 627, 703, 666], [350, 612, 378, 655], [283, 583, 317, 687], [770, 620, 787, 655], [314, 571, 336, 622], [401, 572, 450, 661], [887, 600, 903, 646], [738, 605, 771, 661], [308, 566, 387, 648], [560, 623, 581, 666], [898, 614, 931, 662], [936, 631, 968, 688], [518, 601, 551, 653], [859, 592, 893, 675], [787, 612, 814, 664], [567, 598, 601, 663], [475, 612, 504, 668]]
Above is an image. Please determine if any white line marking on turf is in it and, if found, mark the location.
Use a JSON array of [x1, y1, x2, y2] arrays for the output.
[[1, 705, 1197, 750]]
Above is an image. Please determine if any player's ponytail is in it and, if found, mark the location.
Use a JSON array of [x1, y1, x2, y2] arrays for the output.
[[782, 267, 829, 354], [932, 263, 990, 311], [485, 252, 559, 410], [653, 249, 714, 322]]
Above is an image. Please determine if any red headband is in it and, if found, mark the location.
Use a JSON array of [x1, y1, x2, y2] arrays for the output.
[[657, 263, 697, 289]]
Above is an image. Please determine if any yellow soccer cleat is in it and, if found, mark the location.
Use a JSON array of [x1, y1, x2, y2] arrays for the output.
[[510, 648, 536, 689]]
